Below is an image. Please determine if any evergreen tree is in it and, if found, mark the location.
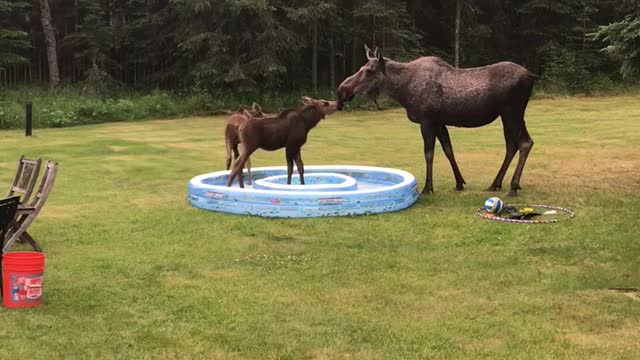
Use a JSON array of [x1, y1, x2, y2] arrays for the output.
[[352, 0, 421, 60], [593, 15, 640, 80], [0, 1, 31, 70], [285, 0, 337, 92]]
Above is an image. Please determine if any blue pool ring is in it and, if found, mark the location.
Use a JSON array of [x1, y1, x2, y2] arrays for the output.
[[187, 165, 419, 218]]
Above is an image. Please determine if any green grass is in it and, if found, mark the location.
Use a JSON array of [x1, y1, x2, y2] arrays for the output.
[[0, 95, 639, 359]]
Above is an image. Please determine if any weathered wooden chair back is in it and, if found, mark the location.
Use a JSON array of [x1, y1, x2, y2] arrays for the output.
[[2, 161, 59, 253], [7, 155, 42, 204], [27, 161, 59, 209]]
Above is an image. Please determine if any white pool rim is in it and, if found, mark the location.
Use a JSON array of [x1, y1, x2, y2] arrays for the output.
[[189, 165, 415, 197]]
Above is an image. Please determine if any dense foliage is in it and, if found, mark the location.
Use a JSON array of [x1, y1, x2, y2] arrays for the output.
[[0, 0, 638, 94], [593, 13, 640, 80]]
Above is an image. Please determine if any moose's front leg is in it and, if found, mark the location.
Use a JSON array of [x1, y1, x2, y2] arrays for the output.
[[420, 122, 437, 194]]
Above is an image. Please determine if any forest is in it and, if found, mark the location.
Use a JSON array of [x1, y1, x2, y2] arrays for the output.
[[1, 0, 640, 128]]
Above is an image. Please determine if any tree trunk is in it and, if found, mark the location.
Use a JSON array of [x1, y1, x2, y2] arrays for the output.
[[582, 6, 587, 50], [454, 0, 461, 68], [39, 0, 60, 87], [342, 42, 347, 80], [372, 15, 376, 46], [312, 20, 318, 93], [352, 35, 357, 73], [329, 38, 335, 89]]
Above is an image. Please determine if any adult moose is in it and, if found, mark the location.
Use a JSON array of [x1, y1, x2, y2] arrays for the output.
[[337, 45, 536, 196]]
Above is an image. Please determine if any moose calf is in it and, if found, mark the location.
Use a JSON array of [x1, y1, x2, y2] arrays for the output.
[[226, 97, 337, 188], [224, 102, 265, 185]]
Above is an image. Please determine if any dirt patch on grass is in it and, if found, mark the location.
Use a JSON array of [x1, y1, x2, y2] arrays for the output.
[[307, 348, 382, 360], [561, 290, 640, 353], [609, 288, 640, 301], [109, 145, 128, 152], [565, 324, 640, 352], [130, 193, 180, 208], [545, 157, 640, 192], [40, 204, 97, 220], [325, 287, 372, 312], [107, 155, 150, 162], [165, 142, 208, 150], [451, 145, 640, 192], [116, 136, 178, 143]]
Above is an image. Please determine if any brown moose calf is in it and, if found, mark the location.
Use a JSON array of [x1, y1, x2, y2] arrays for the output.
[[226, 97, 337, 188], [224, 102, 265, 185]]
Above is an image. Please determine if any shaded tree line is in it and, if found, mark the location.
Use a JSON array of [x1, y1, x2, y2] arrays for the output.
[[1, 0, 639, 92]]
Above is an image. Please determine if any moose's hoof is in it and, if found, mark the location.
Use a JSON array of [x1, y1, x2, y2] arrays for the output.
[[507, 184, 521, 196], [455, 184, 465, 191], [421, 188, 434, 195]]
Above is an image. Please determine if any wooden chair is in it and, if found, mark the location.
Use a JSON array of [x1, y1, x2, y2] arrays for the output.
[[7, 155, 42, 204], [0, 196, 20, 297], [3, 161, 59, 253]]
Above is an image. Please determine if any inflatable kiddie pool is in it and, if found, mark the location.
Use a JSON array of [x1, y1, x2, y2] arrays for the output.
[[187, 165, 419, 218]]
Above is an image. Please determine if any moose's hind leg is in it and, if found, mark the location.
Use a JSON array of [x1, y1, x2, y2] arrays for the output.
[[487, 125, 518, 191], [507, 125, 533, 196]]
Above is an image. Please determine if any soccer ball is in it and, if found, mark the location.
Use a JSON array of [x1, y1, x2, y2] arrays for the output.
[[484, 197, 504, 214]]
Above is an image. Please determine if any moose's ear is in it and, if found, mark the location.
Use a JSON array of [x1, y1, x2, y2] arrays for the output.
[[364, 44, 375, 59], [373, 46, 380, 58], [377, 50, 386, 74], [252, 102, 262, 112], [301, 96, 313, 105]]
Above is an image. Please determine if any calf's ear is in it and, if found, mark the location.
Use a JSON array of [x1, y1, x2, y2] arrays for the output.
[[301, 96, 314, 105], [364, 44, 375, 59], [252, 102, 262, 113]]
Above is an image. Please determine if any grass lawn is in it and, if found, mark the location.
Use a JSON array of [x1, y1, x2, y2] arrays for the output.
[[0, 95, 639, 359]]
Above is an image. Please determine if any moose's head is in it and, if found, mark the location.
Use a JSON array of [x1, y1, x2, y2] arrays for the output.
[[337, 44, 386, 110]]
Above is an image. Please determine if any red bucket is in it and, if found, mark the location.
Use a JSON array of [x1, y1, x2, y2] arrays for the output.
[[2, 252, 46, 308]]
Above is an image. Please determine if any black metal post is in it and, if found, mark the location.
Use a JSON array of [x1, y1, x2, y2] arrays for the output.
[[25, 102, 33, 137]]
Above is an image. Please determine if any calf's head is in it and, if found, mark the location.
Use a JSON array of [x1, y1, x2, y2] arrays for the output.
[[301, 96, 338, 116], [337, 44, 386, 110], [248, 102, 265, 118]]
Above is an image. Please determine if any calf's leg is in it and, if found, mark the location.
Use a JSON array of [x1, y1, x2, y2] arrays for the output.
[[226, 154, 245, 188], [226, 145, 254, 188], [294, 152, 305, 185], [285, 147, 296, 185], [245, 156, 252, 185]]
